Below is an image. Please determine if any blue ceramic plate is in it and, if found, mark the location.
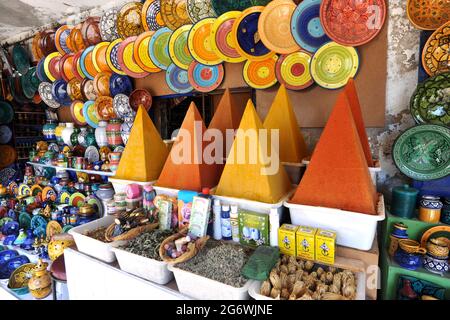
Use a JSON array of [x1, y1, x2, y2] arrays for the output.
[[0, 125, 12, 144], [12, 45, 30, 75], [2, 221, 19, 236], [30, 215, 47, 238], [0, 250, 19, 264], [51, 79, 71, 106], [36, 58, 51, 83], [109, 73, 133, 96], [188, 62, 224, 93], [0, 255, 30, 280], [291, 0, 331, 53], [0, 100, 14, 124], [80, 46, 95, 80], [235, 9, 271, 59], [166, 63, 193, 94]]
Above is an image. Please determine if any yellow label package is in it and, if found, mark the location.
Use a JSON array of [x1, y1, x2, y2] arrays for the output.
[[278, 224, 298, 256], [296, 226, 317, 260], [315, 229, 337, 265]]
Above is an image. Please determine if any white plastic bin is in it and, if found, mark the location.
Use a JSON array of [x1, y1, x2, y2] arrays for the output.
[[285, 195, 385, 251], [169, 265, 253, 300], [68, 216, 127, 263], [153, 185, 181, 198], [112, 247, 173, 285], [109, 178, 156, 194]]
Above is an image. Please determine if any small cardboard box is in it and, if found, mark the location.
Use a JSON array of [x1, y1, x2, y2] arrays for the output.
[[296, 226, 317, 260], [278, 224, 298, 256], [239, 210, 269, 247], [315, 229, 337, 265]]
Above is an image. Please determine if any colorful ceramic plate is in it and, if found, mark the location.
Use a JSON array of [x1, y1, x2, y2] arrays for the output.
[[51, 79, 71, 106], [81, 79, 98, 101], [38, 82, 61, 109], [100, 8, 120, 42], [67, 24, 86, 53], [7, 181, 18, 196], [95, 96, 116, 121], [55, 25, 72, 55], [232, 6, 275, 61], [243, 55, 278, 89], [30, 185, 43, 196], [320, 0, 386, 47], [393, 124, 450, 181], [291, 0, 331, 53], [87, 197, 103, 217], [0, 125, 12, 144], [62, 225, 74, 233], [211, 11, 245, 63], [149, 27, 173, 70], [44, 52, 62, 82], [106, 39, 126, 75], [407, 0, 450, 31], [32, 33, 44, 62], [134, 31, 161, 73], [72, 50, 87, 81], [211, 0, 253, 16], [188, 61, 224, 92], [83, 100, 99, 129], [113, 94, 134, 119], [46, 221, 62, 239], [18, 213, 31, 230], [188, 18, 222, 66], [161, 0, 191, 30], [109, 74, 134, 96], [67, 77, 83, 101], [60, 191, 71, 205], [37, 58, 50, 83], [166, 63, 193, 93], [423, 21, 450, 76], [310, 42, 359, 90], [129, 89, 153, 111], [117, 36, 150, 78], [42, 186, 57, 201], [93, 71, 112, 97], [85, 146, 100, 164], [410, 72, 450, 126], [18, 184, 31, 197], [142, 0, 166, 31], [80, 46, 96, 80], [0, 101, 14, 124], [21, 67, 40, 99], [187, 0, 217, 23], [70, 100, 87, 126], [60, 54, 75, 82], [276, 51, 314, 91], [92, 42, 112, 73], [258, 0, 299, 54], [169, 25, 193, 70], [117, 2, 145, 39], [69, 192, 86, 207], [8, 263, 36, 290], [81, 16, 102, 46], [12, 45, 30, 75]]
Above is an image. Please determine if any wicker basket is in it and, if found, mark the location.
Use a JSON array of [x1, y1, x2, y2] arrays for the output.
[[159, 228, 209, 264], [105, 222, 159, 242]]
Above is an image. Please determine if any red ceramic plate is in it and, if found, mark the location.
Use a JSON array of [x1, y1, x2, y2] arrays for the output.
[[48, 55, 63, 81], [129, 89, 153, 111], [68, 25, 86, 53], [72, 50, 86, 81], [59, 54, 75, 82], [81, 17, 102, 46], [81, 78, 98, 101], [117, 36, 150, 78]]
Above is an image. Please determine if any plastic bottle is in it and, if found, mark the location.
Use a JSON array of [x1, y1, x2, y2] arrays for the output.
[[199, 188, 214, 237], [269, 208, 280, 247], [221, 204, 232, 240], [230, 205, 239, 243], [212, 199, 222, 240]]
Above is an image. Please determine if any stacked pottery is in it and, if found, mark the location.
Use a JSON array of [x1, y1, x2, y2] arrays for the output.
[[389, 223, 409, 257], [394, 239, 427, 271], [95, 121, 108, 147], [120, 115, 134, 146], [108, 152, 121, 173], [62, 123, 75, 146], [106, 118, 123, 147], [114, 193, 127, 214], [42, 120, 57, 141], [423, 238, 449, 275], [125, 183, 143, 212], [95, 183, 115, 215], [55, 123, 66, 145]]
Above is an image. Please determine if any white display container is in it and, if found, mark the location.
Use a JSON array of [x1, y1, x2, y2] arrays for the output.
[[109, 178, 156, 194], [285, 195, 385, 251], [169, 265, 253, 300], [112, 247, 173, 285], [69, 216, 127, 263], [153, 185, 181, 198]]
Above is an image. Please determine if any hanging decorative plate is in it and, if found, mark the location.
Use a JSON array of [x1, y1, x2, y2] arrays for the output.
[[258, 0, 299, 55], [55, 25, 72, 55], [59, 54, 75, 82], [243, 55, 278, 89], [0, 126, 12, 144], [12, 45, 30, 75], [70, 100, 87, 126], [166, 63, 193, 93], [113, 94, 133, 119], [100, 8, 120, 42], [129, 89, 153, 111], [67, 78, 83, 101], [94, 72, 112, 97], [149, 27, 173, 70], [169, 25, 194, 70], [39, 29, 57, 57], [18, 213, 31, 230], [109, 74, 134, 96], [46, 221, 62, 239], [211, 0, 252, 16], [188, 61, 224, 92], [134, 31, 162, 73], [44, 52, 62, 82], [38, 82, 60, 109], [393, 125, 450, 181], [232, 6, 275, 62], [60, 191, 71, 205], [51, 79, 71, 106], [95, 96, 116, 121], [117, 37, 150, 78], [30, 184, 43, 196], [72, 50, 86, 81], [160, 0, 191, 31], [142, 0, 166, 31], [81, 17, 102, 47], [30, 215, 47, 237], [310, 42, 359, 90], [211, 11, 245, 63], [20, 67, 39, 99], [320, 0, 386, 47], [422, 21, 450, 77], [48, 55, 63, 82], [81, 79, 98, 101], [67, 25, 86, 53], [106, 39, 126, 75], [117, 2, 145, 39], [83, 100, 99, 129], [80, 46, 97, 80], [42, 186, 57, 201], [407, 0, 450, 31], [187, 0, 217, 23], [410, 72, 450, 126], [18, 184, 31, 197], [87, 197, 103, 218], [276, 51, 314, 91], [0, 101, 13, 124], [85, 146, 100, 164], [188, 18, 223, 66], [62, 225, 73, 233], [37, 58, 50, 83], [291, 0, 331, 53], [92, 42, 112, 73], [32, 33, 44, 62]]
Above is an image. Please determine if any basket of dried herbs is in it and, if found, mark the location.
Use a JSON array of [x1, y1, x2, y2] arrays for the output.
[[105, 208, 159, 242]]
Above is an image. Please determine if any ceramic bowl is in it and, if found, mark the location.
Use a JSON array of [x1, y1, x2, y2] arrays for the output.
[[109, 74, 133, 96], [0, 255, 30, 279], [426, 238, 449, 258], [51, 79, 71, 106], [0, 250, 19, 264], [129, 89, 152, 112], [423, 253, 449, 275]]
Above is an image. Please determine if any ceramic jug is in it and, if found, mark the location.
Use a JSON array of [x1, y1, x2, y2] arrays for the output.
[[106, 118, 123, 147], [55, 123, 66, 145], [62, 123, 75, 147], [95, 121, 108, 147]]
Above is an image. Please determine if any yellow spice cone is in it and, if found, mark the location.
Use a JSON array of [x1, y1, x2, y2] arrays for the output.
[[216, 100, 292, 203], [263, 84, 308, 163], [114, 106, 169, 182]]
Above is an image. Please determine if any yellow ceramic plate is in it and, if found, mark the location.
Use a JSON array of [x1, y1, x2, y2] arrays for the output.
[[30, 184, 43, 197], [106, 39, 126, 75], [92, 42, 111, 73], [117, 36, 149, 78], [422, 21, 450, 76], [169, 24, 194, 70], [188, 18, 223, 66], [46, 221, 63, 239], [211, 11, 245, 63], [134, 32, 161, 73], [44, 52, 62, 82], [243, 55, 278, 89], [8, 263, 36, 289]]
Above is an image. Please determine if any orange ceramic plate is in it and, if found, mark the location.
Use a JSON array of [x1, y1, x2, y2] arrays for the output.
[[407, 0, 450, 31], [60, 53, 75, 82], [117, 2, 145, 39], [95, 96, 116, 121], [134, 31, 161, 73], [67, 78, 83, 101], [188, 18, 223, 66], [93, 71, 112, 96], [72, 50, 86, 81], [55, 25, 73, 55], [210, 11, 245, 63], [67, 25, 86, 53], [422, 21, 450, 76], [117, 36, 150, 78], [70, 100, 87, 126], [92, 42, 112, 73], [243, 55, 278, 89], [142, 0, 166, 31]]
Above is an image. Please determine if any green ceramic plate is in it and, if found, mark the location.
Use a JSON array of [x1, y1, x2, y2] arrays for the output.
[[410, 72, 450, 126], [211, 0, 252, 16], [18, 212, 31, 230], [12, 45, 30, 75], [393, 124, 450, 181], [0, 100, 13, 124]]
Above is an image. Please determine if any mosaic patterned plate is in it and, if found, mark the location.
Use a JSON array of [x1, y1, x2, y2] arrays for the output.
[[393, 124, 450, 181], [187, 0, 217, 23], [410, 72, 450, 126], [243, 55, 278, 89], [211, 11, 245, 63], [100, 8, 120, 41], [38, 82, 61, 109], [188, 18, 223, 66], [169, 24, 193, 70], [106, 39, 126, 75], [8, 263, 36, 290], [422, 21, 450, 77], [166, 63, 193, 93], [67, 77, 83, 101], [55, 25, 72, 55], [407, 0, 450, 31], [160, 0, 191, 31], [117, 2, 145, 39], [81, 78, 98, 101], [113, 94, 134, 119], [142, 0, 166, 31], [149, 27, 173, 70]]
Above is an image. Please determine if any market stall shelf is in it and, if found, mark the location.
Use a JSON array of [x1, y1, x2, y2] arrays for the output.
[[27, 162, 115, 177]]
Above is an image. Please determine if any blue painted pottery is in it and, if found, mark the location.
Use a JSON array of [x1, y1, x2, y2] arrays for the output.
[[2, 220, 19, 236], [51, 79, 71, 106], [20, 230, 35, 251], [394, 248, 424, 271], [391, 222, 409, 239], [0, 255, 30, 279], [423, 253, 449, 275], [0, 250, 18, 264], [236, 11, 271, 58], [109, 74, 133, 97], [3, 235, 17, 246]]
